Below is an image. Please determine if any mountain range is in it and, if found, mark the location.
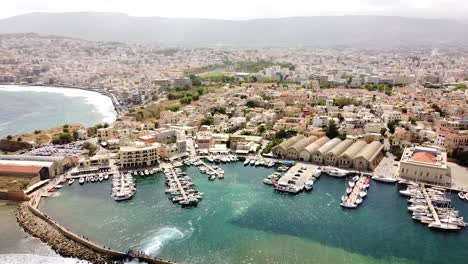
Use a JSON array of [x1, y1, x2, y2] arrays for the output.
[[0, 12, 467, 47]]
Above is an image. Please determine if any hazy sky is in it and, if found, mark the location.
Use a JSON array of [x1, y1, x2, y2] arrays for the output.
[[2, 0, 468, 20]]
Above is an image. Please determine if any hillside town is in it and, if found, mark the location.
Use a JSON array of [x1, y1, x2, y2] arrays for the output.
[[0, 34, 468, 234]]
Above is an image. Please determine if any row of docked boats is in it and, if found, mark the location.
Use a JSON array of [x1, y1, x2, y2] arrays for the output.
[[199, 164, 225, 181], [207, 155, 239, 164], [340, 174, 371, 208], [130, 168, 159, 177], [77, 173, 110, 185], [371, 174, 398, 183], [163, 168, 203, 207], [401, 183, 466, 230], [244, 158, 275, 168], [304, 169, 322, 191], [111, 173, 136, 201]]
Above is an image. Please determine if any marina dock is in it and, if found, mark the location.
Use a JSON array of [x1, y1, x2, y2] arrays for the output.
[[341, 175, 367, 208], [277, 163, 317, 191], [421, 186, 441, 225], [168, 167, 188, 202], [199, 160, 223, 178]]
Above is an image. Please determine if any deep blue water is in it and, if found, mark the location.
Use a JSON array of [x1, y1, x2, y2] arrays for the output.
[[40, 162, 468, 264]]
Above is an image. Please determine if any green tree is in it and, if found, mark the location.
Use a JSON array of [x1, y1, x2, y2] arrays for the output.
[[387, 120, 400, 134], [17, 137, 22, 142], [201, 116, 214, 126], [325, 120, 340, 138], [380, 127, 387, 136], [34, 130, 41, 134], [6, 135, 12, 140], [257, 125, 266, 134]]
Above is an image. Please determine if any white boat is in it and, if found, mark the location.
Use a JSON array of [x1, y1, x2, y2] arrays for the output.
[[372, 175, 398, 183], [104, 174, 109, 180], [359, 190, 367, 198], [244, 159, 250, 166], [356, 197, 363, 205], [346, 187, 352, 194], [274, 183, 300, 194], [55, 184, 63, 189], [458, 192, 466, 200], [68, 179, 75, 185], [348, 181, 355, 188], [313, 169, 322, 178], [340, 202, 357, 208], [304, 180, 314, 191], [263, 178, 274, 185], [98, 175, 104, 182], [327, 169, 348, 177], [267, 161, 275, 167], [144, 170, 149, 176], [133, 171, 138, 176], [250, 159, 256, 165], [255, 160, 261, 166], [79, 177, 85, 185]]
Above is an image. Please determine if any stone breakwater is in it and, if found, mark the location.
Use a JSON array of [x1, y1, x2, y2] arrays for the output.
[[16, 203, 124, 264]]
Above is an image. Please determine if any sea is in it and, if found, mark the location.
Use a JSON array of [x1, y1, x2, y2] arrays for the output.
[[0, 85, 116, 138], [35, 162, 468, 264]]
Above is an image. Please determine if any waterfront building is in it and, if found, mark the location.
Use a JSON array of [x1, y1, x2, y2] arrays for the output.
[[338, 140, 367, 168], [272, 135, 305, 158], [324, 139, 354, 166], [77, 154, 111, 172], [310, 137, 342, 164], [398, 146, 451, 185], [119, 142, 159, 168], [0, 155, 73, 178], [352, 141, 385, 171], [299, 136, 329, 162]]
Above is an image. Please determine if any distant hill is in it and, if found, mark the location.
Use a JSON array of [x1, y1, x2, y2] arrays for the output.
[[0, 12, 467, 47]]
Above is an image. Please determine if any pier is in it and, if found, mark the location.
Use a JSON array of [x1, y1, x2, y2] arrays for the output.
[[199, 160, 223, 178], [421, 186, 441, 225], [168, 167, 188, 202], [342, 175, 367, 207], [278, 163, 317, 190]]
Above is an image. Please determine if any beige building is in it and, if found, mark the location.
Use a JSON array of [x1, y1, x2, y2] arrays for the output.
[[272, 135, 305, 158], [398, 146, 451, 185], [324, 139, 354, 166], [338, 140, 367, 168], [311, 138, 342, 164], [119, 142, 159, 168], [352, 141, 385, 171], [299, 136, 329, 162]]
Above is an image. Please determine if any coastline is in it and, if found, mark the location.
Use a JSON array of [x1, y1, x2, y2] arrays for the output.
[[16, 200, 174, 264], [0, 83, 123, 117]]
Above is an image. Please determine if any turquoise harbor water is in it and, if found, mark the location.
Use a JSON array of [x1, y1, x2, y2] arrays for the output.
[[0, 85, 116, 137], [40, 162, 468, 264]]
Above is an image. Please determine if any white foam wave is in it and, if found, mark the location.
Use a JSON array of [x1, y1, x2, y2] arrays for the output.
[[142, 227, 185, 255], [0, 85, 116, 124], [0, 254, 89, 264]]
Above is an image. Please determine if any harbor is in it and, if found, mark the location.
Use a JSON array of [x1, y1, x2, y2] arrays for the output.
[[340, 174, 371, 208], [37, 161, 468, 264], [274, 163, 318, 193]]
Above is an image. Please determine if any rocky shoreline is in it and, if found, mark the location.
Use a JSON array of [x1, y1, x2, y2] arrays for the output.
[[16, 203, 124, 264]]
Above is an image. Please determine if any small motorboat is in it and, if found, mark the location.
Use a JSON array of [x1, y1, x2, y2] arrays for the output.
[[209, 175, 216, 181], [54, 184, 63, 189], [244, 158, 250, 166], [458, 192, 466, 200], [79, 178, 85, 185], [359, 191, 367, 198], [346, 187, 352, 194], [98, 175, 104, 182], [348, 181, 355, 188], [356, 197, 363, 205], [68, 179, 75, 185], [104, 174, 109, 180]]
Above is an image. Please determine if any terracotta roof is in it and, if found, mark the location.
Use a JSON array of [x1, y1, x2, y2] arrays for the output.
[[412, 152, 436, 163], [0, 164, 43, 174]]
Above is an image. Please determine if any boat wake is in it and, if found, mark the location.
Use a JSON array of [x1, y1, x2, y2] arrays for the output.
[[142, 227, 185, 255]]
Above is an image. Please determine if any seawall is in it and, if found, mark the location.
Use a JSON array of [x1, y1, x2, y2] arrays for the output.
[[16, 202, 174, 264]]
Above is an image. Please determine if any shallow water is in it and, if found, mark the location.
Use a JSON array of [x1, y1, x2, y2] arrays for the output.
[[0, 85, 116, 137], [40, 162, 468, 264]]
